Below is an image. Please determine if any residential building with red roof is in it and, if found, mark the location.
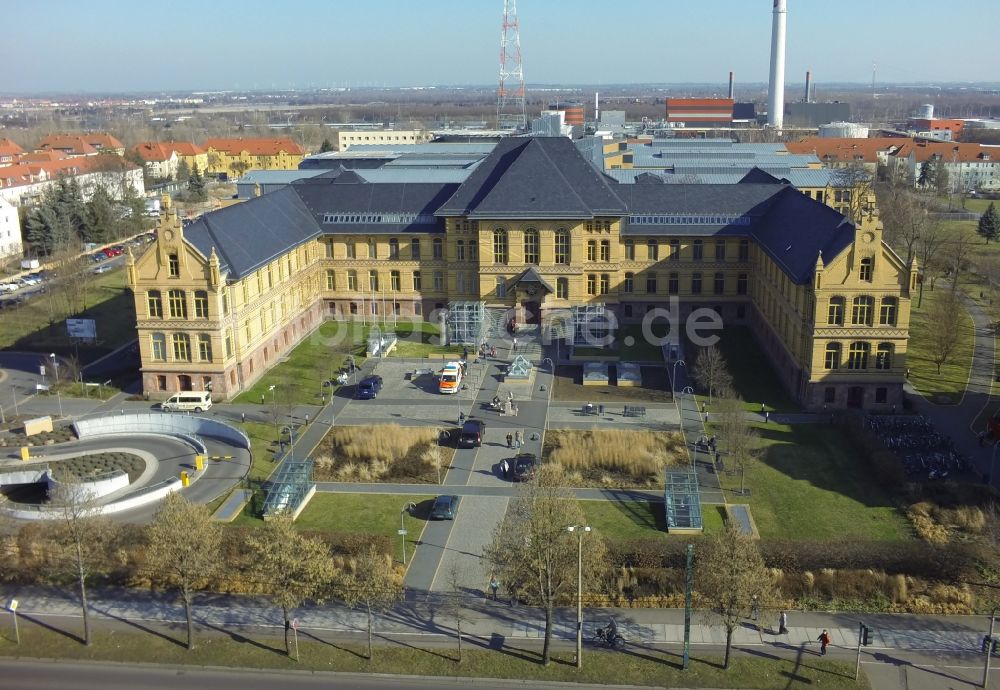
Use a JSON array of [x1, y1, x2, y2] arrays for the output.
[[36, 132, 125, 158], [0, 154, 144, 206], [165, 141, 208, 175], [889, 140, 1000, 191], [203, 137, 306, 178], [0, 138, 25, 166], [132, 142, 179, 180]]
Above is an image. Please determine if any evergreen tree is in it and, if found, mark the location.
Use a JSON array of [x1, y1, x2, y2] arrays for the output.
[[978, 202, 1000, 244], [83, 186, 117, 244], [176, 158, 191, 183], [319, 138, 334, 153], [187, 163, 206, 201], [932, 158, 950, 196], [918, 160, 932, 188], [24, 178, 84, 254]]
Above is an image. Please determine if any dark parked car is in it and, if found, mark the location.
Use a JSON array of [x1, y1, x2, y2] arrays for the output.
[[512, 453, 538, 482], [458, 418, 485, 448], [430, 495, 460, 520], [355, 375, 383, 400]]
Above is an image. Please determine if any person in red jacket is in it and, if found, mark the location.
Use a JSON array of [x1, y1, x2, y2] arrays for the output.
[[817, 629, 831, 655]]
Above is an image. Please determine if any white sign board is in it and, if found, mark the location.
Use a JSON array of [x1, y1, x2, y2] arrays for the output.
[[66, 319, 97, 340]]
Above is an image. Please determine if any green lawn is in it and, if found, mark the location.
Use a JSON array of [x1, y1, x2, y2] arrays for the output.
[[241, 421, 285, 481], [1, 267, 136, 362], [581, 499, 723, 538], [0, 625, 869, 689], [694, 327, 798, 412], [906, 287, 976, 403], [714, 423, 912, 541], [233, 321, 367, 406], [231, 493, 435, 562], [385, 320, 466, 359]]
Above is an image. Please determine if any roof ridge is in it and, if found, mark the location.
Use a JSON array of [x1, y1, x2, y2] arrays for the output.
[[533, 139, 593, 215]]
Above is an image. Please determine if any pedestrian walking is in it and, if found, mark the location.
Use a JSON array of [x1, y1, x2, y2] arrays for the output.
[[817, 629, 830, 655], [778, 611, 788, 635], [515, 430, 522, 448], [507, 390, 514, 402], [750, 595, 760, 630], [764, 410, 770, 423], [463, 346, 469, 360], [512, 337, 518, 351], [459, 411, 466, 425], [490, 346, 497, 358], [598, 403, 604, 416], [500, 458, 510, 479], [506, 432, 513, 448], [701, 402, 707, 415], [489, 576, 500, 601]]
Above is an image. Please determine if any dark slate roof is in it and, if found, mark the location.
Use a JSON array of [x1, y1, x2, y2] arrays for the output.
[[751, 186, 855, 284], [293, 177, 458, 236], [184, 185, 321, 279], [437, 137, 627, 219], [739, 167, 789, 185], [514, 266, 554, 293], [618, 183, 785, 237]]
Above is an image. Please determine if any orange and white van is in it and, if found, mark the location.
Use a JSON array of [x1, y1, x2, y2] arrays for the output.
[[439, 362, 463, 394]]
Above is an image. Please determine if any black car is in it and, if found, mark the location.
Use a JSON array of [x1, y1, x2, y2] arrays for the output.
[[430, 495, 460, 520], [512, 453, 538, 482], [458, 418, 485, 448], [355, 375, 383, 400]]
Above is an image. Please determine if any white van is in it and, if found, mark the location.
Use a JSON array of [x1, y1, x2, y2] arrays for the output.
[[161, 391, 213, 412]]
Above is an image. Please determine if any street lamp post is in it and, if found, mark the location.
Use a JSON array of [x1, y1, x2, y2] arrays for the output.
[[567, 524, 591, 668], [49, 353, 59, 387], [671, 359, 686, 396], [268, 384, 277, 438], [399, 503, 415, 565]]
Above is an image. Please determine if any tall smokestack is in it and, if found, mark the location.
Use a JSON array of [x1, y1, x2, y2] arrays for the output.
[[804, 70, 811, 103], [767, 0, 787, 129], [728, 71, 734, 100], [595, 91, 599, 123]]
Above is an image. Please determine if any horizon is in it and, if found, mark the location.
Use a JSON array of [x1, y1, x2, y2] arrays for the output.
[[3, 0, 999, 94]]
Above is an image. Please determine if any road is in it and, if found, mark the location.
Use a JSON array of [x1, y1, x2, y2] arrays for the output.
[[0, 660, 580, 690]]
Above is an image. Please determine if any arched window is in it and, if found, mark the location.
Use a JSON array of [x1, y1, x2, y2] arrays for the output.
[[851, 296, 873, 326], [847, 342, 870, 369], [875, 343, 893, 370], [554, 229, 570, 264], [623, 272, 634, 293], [368, 239, 377, 259], [824, 342, 841, 370], [167, 289, 187, 318], [469, 239, 478, 261], [879, 297, 897, 326], [150, 333, 166, 361], [147, 290, 163, 318], [456, 239, 465, 261], [388, 238, 399, 259], [493, 228, 508, 264], [859, 256, 873, 281], [369, 270, 379, 291], [172, 333, 191, 361], [524, 228, 539, 264], [827, 296, 845, 325], [556, 277, 569, 299]]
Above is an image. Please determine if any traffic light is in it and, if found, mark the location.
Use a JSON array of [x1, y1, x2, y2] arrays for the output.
[[861, 624, 872, 647], [982, 635, 992, 654]]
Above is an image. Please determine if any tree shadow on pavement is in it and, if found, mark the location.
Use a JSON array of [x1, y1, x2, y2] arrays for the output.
[[200, 620, 286, 656], [872, 651, 971, 686], [617, 640, 683, 669], [90, 605, 185, 647]]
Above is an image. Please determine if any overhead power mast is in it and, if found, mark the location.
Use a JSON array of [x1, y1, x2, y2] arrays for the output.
[[496, 0, 526, 131]]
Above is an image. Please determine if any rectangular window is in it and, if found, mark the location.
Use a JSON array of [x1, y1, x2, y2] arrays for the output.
[[390, 271, 401, 291], [495, 276, 506, 298], [326, 270, 336, 290], [194, 291, 209, 318], [168, 253, 179, 277], [670, 239, 680, 261], [412, 271, 422, 291], [198, 334, 212, 361], [369, 270, 379, 291], [600, 274, 609, 295], [587, 274, 597, 295], [147, 291, 163, 318], [347, 271, 357, 291], [456, 240, 466, 261], [600, 240, 610, 262], [469, 240, 478, 261], [738, 239, 749, 261], [433, 239, 443, 259], [646, 274, 657, 294], [693, 240, 703, 261], [225, 330, 233, 358], [368, 241, 377, 259], [433, 271, 444, 290], [691, 273, 702, 294], [151, 334, 166, 361], [668, 272, 679, 294], [555, 231, 569, 264], [172, 334, 190, 361], [557, 278, 569, 299], [824, 386, 836, 403], [624, 240, 635, 260], [715, 240, 726, 262], [875, 387, 887, 404], [623, 304, 633, 318], [623, 272, 634, 293], [737, 273, 748, 295], [713, 272, 724, 295], [411, 238, 421, 259], [456, 272, 465, 293], [647, 240, 658, 261], [346, 242, 356, 259]]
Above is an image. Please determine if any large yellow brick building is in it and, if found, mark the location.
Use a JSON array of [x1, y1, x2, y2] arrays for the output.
[[203, 137, 306, 178], [127, 137, 912, 410]]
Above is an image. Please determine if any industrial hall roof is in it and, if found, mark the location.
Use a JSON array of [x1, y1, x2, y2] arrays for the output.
[[178, 136, 858, 286]]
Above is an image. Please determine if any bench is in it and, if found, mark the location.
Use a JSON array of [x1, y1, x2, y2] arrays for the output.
[[623, 405, 646, 418]]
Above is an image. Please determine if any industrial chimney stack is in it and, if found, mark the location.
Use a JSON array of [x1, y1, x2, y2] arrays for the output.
[[804, 70, 811, 103], [767, 0, 787, 129], [728, 71, 734, 100]]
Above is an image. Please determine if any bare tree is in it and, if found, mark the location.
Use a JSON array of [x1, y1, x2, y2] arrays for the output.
[[915, 218, 947, 308], [338, 544, 403, 661], [483, 465, 607, 666], [879, 187, 930, 267], [830, 162, 876, 225], [697, 522, 772, 669], [245, 516, 337, 657], [716, 393, 761, 496], [927, 291, 965, 375], [945, 234, 973, 292], [692, 345, 733, 403], [445, 563, 467, 664], [144, 493, 223, 650], [45, 484, 117, 646]]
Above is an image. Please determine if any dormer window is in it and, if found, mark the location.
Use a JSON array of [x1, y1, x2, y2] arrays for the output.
[[859, 257, 873, 282]]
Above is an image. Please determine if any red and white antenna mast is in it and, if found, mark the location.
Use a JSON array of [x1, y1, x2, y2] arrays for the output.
[[497, 0, 526, 131]]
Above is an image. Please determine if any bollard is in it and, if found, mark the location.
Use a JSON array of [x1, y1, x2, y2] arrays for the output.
[[20, 447, 29, 462], [194, 455, 204, 471], [180, 470, 190, 487]]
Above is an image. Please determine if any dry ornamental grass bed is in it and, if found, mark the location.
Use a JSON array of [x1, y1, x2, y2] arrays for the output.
[[314, 424, 447, 483], [545, 429, 687, 487]]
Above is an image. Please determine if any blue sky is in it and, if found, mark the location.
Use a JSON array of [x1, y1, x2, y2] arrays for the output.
[[3, 0, 998, 93]]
